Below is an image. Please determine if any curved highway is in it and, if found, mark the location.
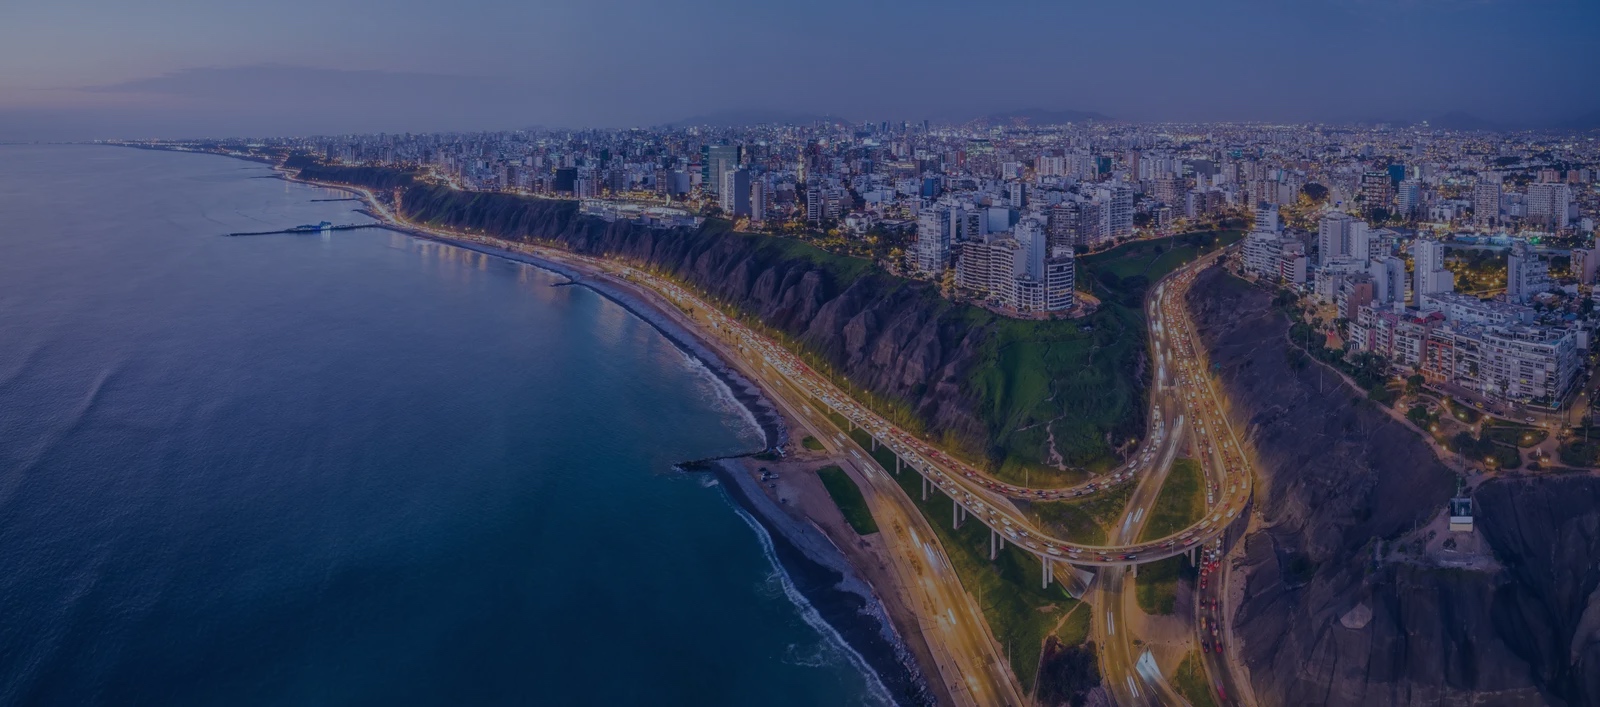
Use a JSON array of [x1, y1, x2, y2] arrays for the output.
[[627, 244, 1252, 567]]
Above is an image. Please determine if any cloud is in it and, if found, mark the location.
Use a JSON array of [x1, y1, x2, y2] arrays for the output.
[[25, 64, 562, 138]]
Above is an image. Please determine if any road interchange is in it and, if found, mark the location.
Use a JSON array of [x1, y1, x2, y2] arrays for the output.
[[624, 244, 1252, 568]]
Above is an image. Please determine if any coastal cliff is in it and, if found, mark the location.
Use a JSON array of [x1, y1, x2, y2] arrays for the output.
[[1188, 266, 1600, 707], [299, 166, 1148, 479]]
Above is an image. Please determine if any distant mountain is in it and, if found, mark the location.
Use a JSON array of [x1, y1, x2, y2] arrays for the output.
[[1557, 110, 1600, 131], [662, 109, 849, 128], [968, 108, 1110, 126], [1423, 111, 1507, 132]]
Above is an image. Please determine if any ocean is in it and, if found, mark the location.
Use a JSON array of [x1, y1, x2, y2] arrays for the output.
[[0, 145, 887, 706]]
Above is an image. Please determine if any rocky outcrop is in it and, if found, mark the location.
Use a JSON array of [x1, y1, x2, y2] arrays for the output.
[[1188, 266, 1600, 706], [1476, 475, 1600, 706]]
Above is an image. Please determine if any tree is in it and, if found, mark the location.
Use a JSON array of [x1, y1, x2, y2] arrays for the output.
[[1408, 404, 1431, 427], [1405, 374, 1425, 395]]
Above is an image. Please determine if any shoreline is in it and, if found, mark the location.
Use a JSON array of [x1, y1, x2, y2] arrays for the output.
[[702, 458, 935, 707], [231, 153, 937, 706]]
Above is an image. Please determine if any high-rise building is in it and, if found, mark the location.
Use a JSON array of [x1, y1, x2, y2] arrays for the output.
[[1319, 211, 1354, 262], [1047, 202, 1079, 252], [955, 237, 1022, 298], [1396, 179, 1422, 219], [1573, 247, 1597, 285], [1078, 202, 1105, 246], [1253, 202, 1281, 233], [1348, 220, 1372, 262], [1473, 182, 1502, 226], [720, 169, 752, 217], [913, 207, 952, 274], [1525, 183, 1571, 230], [749, 178, 766, 224], [1044, 250, 1076, 312], [1506, 241, 1551, 303], [1369, 256, 1407, 307], [1153, 178, 1186, 207], [1101, 184, 1132, 238], [1360, 171, 1394, 217], [702, 144, 742, 196], [1015, 218, 1047, 281], [1412, 239, 1453, 307]]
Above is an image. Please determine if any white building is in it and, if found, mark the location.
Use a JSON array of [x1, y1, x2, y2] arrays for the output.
[[913, 207, 951, 274], [1242, 230, 1307, 285], [1412, 239, 1454, 306]]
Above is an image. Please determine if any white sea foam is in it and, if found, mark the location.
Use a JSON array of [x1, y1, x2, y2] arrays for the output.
[[678, 350, 764, 445], [726, 501, 896, 707]]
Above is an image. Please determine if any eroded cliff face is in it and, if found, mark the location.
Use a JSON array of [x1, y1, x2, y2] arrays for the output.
[[396, 185, 999, 458], [1188, 266, 1600, 707], [1476, 476, 1600, 706]]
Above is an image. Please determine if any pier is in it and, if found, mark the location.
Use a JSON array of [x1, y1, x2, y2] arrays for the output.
[[223, 224, 382, 237]]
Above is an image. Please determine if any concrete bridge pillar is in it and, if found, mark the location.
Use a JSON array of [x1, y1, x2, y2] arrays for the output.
[[921, 476, 928, 501], [952, 501, 960, 529], [894, 456, 901, 475], [1131, 563, 1138, 579], [870, 436, 877, 451], [990, 528, 998, 561], [1043, 557, 1053, 588]]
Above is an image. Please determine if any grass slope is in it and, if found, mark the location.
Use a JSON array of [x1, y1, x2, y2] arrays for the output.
[[1138, 458, 1206, 542], [1134, 555, 1188, 615], [1173, 650, 1220, 707], [816, 465, 879, 535]]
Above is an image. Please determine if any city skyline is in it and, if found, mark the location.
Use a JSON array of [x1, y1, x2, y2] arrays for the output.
[[3, 0, 1600, 140]]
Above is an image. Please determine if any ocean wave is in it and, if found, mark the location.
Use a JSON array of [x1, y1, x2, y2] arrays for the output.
[[726, 502, 895, 707], [674, 348, 764, 445], [783, 639, 848, 670]]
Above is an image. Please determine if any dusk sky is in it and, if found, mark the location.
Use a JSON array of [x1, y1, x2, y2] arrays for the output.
[[2, 0, 1597, 140]]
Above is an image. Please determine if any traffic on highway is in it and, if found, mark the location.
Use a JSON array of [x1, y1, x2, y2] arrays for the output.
[[624, 245, 1252, 567]]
